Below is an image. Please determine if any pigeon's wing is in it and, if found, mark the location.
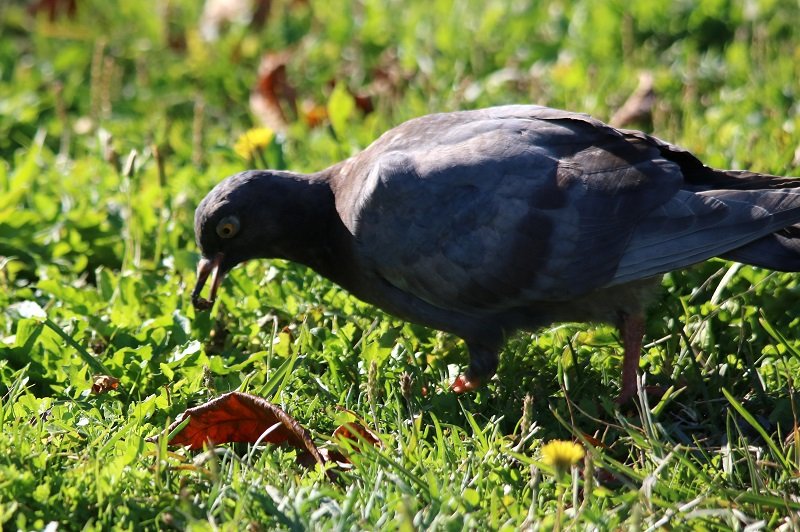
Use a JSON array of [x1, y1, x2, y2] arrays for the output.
[[345, 109, 683, 313], [344, 106, 800, 314]]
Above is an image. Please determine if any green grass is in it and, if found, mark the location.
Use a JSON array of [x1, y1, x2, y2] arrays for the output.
[[2, 0, 800, 529]]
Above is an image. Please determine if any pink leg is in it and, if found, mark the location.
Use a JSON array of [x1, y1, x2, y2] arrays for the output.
[[616, 313, 645, 404], [450, 343, 498, 394], [450, 374, 481, 394]]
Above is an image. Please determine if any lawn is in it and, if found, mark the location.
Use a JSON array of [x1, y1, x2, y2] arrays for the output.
[[2, 0, 800, 529]]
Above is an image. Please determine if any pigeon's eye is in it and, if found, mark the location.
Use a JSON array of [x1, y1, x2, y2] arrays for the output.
[[216, 216, 240, 239]]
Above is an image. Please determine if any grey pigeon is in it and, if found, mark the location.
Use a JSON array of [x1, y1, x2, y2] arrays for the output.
[[192, 105, 800, 403]]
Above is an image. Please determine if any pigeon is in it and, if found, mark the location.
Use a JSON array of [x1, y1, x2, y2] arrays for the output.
[[192, 105, 800, 403]]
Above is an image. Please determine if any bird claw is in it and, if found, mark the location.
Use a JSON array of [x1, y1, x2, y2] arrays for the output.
[[450, 374, 481, 394]]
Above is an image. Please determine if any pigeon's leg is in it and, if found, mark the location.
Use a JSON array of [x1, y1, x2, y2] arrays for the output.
[[451, 343, 499, 394], [616, 313, 645, 404]]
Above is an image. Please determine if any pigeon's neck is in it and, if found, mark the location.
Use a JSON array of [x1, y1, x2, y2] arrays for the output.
[[270, 168, 357, 288]]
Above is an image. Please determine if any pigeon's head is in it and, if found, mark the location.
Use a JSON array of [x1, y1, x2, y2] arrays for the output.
[[191, 170, 288, 310]]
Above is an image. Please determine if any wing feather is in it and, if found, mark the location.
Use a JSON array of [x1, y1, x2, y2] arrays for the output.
[[333, 105, 800, 315], [348, 109, 681, 311]]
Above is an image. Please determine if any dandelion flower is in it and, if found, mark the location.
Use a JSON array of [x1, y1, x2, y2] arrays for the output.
[[541, 439, 584, 472], [234, 127, 275, 160]]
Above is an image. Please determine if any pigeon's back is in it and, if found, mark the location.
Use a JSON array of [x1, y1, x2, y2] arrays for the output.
[[328, 105, 800, 320]]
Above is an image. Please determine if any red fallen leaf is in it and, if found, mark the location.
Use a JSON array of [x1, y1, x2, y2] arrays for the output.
[[153, 392, 326, 469], [27, 0, 77, 20], [351, 92, 373, 115], [91, 375, 120, 394], [328, 407, 381, 463], [609, 71, 655, 128], [333, 422, 381, 450], [316, 448, 351, 469], [580, 433, 608, 450], [318, 422, 381, 467], [250, 51, 297, 133], [300, 100, 328, 128], [249, 0, 272, 31]]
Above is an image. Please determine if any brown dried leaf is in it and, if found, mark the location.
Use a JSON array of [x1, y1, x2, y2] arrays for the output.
[[249, 51, 297, 133], [155, 392, 325, 468], [317, 422, 381, 467], [91, 375, 120, 395], [352, 92, 374, 115], [332, 422, 381, 450], [27, 0, 77, 20], [609, 72, 655, 128], [328, 407, 382, 463], [580, 433, 608, 450], [300, 100, 328, 128]]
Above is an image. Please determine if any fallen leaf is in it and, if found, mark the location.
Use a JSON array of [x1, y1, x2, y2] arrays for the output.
[[149, 393, 386, 479], [332, 422, 381, 450], [250, 51, 297, 133], [200, 0, 273, 41], [580, 433, 608, 450], [327, 407, 382, 463], [91, 375, 120, 394], [352, 91, 373, 115], [27, 0, 77, 20], [300, 100, 327, 128], [318, 422, 382, 468], [609, 71, 655, 128], [315, 448, 352, 469], [153, 391, 325, 468]]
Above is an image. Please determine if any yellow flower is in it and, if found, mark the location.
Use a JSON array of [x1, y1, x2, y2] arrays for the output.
[[234, 127, 275, 160], [541, 440, 584, 472]]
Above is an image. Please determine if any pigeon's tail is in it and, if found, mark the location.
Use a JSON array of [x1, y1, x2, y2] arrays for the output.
[[704, 170, 800, 271], [722, 225, 800, 271], [612, 170, 800, 284]]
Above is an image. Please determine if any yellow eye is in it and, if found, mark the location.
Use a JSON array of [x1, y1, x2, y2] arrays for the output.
[[216, 216, 240, 239]]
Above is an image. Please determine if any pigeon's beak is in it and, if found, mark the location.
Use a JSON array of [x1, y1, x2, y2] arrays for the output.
[[191, 252, 225, 311]]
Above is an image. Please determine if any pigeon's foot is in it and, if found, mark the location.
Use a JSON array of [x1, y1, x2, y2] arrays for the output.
[[450, 374, 481, 394], [451, 341, 500, 394]]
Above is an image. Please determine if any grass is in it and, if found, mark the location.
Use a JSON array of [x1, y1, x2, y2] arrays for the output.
[[2, 0, 800, 529]]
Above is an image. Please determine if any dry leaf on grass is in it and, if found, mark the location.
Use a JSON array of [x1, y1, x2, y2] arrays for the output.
[[323, 422, 382, 466], [150, 392, 381, 479], [145, 392, 376, 479], [331, 407, 381, 451], [580, 433, 608, 450], [27, 0, 77, 20], [152, 392, 325, 466], [609, 72, 655, 128], [250, 51, 297, 133], [320, 407, 382, 466], [91, 375, 120, 394], [332, 421, 381, 449]]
